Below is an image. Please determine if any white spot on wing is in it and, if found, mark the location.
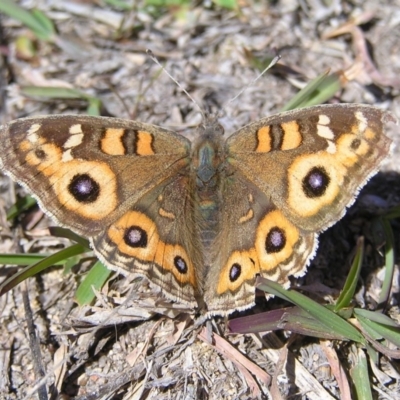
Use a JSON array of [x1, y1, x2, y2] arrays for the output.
[[64, 132, 84, 149], [317, 114, 335, 140], [355, 111, 367, 132], [61, 149, 73, 162], [27, 124, 40, 143], [317, 125, 334, 140], [318, 115, 330, 125], [326, 140, 337, 154], [63, 124, 84, 149], [70, 124, 83, 135]]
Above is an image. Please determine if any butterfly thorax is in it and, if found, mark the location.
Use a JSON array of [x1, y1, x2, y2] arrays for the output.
[[191, 122, 226, 251]]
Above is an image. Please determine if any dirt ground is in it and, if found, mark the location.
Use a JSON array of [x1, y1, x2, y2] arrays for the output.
[[0, 1, 400, 399]]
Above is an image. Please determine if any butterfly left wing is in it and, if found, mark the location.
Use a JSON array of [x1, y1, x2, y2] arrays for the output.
[[205, 104, 393, 315], [226, 104, 393, 232]]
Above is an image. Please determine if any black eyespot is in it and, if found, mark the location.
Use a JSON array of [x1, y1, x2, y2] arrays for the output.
[[351, 138, 361, 150], [174, 255, 188, 274], [265, 227, 286, 253], [124, 226, 147, 248], [229, 263, 241, 282], [302, 166, 330, 198], [68, 173, 100, 203], [34, 149, 46, 159]]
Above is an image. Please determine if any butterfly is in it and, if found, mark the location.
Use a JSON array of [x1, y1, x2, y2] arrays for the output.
[[0, 104, 393, 315]]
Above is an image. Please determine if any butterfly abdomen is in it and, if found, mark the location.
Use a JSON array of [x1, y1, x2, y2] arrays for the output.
[[196, 192, 220, 253], [192, 123, 226, 252]]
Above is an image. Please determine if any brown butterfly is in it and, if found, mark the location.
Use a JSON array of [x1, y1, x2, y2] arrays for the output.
[[0, 104, 393, 315]]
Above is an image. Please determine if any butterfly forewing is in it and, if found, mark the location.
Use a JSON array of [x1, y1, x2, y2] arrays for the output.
[[226, 104, 393, 232], [0, 115, 191, 236]]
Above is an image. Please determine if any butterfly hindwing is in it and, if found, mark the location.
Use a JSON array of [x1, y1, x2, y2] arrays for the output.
[[92, 173, 202, 306], [204, 169, 317, 314]]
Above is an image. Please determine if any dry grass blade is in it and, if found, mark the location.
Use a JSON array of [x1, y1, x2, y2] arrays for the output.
[[22, 281, 48, 400], [320, 341, 352, 400], [126, 319, 163, 367], [269, 342, 287, 400], [198, 327, 271, 394], [259, 333, 336, 400], [53, 345, 69, 394], [323, 12, 400, 88]]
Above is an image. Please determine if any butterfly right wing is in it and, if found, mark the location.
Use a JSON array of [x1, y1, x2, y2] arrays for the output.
[[1, 115, 203, 306]]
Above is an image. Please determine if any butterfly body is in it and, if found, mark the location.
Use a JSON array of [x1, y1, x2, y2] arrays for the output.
[[192, 121, 226, 251], [0, 104, 394, 315]]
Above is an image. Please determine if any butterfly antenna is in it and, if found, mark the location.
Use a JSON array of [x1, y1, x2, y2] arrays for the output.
[[225, 54, 282, 107], [146, 49, 206, 120]]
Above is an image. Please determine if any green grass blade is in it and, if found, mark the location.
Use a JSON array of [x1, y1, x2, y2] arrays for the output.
[[87, 98, 102, 116], [103, 0, 134, 10], [31, 9, 55, 36], [356, 313, 400, 348], [21, 86, 103, 115], [281, 71, 341, 111], [21, 86, 90, 99], [257, 277, 365, 344], [0, 0, 55, 41], [49, 227, 90, 248], [334, 237, 364, 311], [0, 244, 88, 295], [75, 261, 112, 305], [212, 0, 237, 9], [383, 205, 400, 220], [354, 308, 400, 328], [63, 255, 81, 275], [350, 347, 373, 400], [378, 218, 395, 307], [6, 194, 37, 220], [0, 253, 64, 266]]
